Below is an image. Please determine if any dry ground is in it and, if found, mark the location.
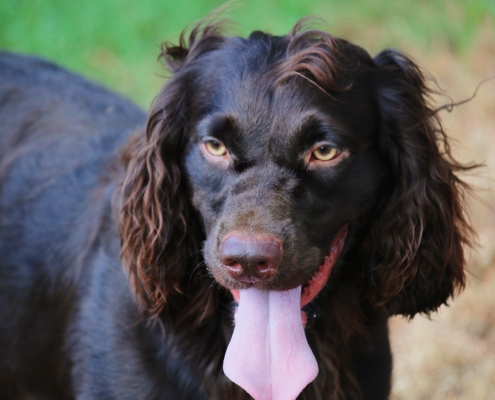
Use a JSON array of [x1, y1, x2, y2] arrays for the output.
[[389, 22, 495, 400]]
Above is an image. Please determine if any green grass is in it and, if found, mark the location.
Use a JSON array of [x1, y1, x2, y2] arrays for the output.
[[1, 0, 493, 108]]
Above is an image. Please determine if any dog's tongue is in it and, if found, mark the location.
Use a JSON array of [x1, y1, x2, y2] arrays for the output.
[[223, 286, 318, 400]]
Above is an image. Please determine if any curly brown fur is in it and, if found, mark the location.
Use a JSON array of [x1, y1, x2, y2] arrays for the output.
[[0, 18, 473, 400]]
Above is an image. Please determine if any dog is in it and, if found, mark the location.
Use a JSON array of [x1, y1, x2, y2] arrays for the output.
[[0, 19, 472, 400]]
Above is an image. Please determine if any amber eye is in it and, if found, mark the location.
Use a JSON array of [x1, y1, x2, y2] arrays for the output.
[[204, 140, 227, 156], [312, 145, 340, 161]]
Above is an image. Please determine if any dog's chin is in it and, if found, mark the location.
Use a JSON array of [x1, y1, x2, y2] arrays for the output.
[[211, 224, 349, 324]]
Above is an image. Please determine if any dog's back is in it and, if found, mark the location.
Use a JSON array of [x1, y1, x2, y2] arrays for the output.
[[0, 52, 146, 398]]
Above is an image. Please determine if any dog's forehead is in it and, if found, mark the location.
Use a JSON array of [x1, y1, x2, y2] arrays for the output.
[[212, 75, 373, 159], [198, 35, 377, 160]]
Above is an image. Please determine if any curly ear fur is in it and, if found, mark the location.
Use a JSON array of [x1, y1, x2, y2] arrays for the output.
[[371, 50, 474, 316], [119, 22, 227, 327]]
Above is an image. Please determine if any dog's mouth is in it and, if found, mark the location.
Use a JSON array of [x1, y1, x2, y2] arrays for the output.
[[223, 225, 348, 400], [229, 224, 348, 323]]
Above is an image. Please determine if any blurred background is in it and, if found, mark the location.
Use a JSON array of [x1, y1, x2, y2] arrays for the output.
[[1, 0, 494, 398]]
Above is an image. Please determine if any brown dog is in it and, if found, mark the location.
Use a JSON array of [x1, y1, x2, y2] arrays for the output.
[[0, 19, 471, 400]]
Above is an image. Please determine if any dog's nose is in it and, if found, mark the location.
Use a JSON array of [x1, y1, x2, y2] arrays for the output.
[[220, 235, 283, 283]]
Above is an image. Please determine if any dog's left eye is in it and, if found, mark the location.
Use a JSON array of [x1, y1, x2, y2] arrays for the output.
[[312, 145, 340, 161], [204, 140, 227, 156]]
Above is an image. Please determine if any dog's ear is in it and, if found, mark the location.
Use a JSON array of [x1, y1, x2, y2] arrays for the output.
[[370, 50, 473, 316], [119, 22, 226, 327]]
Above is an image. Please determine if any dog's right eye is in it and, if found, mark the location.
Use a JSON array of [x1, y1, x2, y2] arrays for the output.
[[204, 140, 227, 156], [313, 145, 340, 161]]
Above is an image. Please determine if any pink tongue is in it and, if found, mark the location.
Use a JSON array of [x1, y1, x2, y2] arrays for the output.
[[223, 286, 318, 400]]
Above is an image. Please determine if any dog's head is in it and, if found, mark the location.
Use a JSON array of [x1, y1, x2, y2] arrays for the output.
[[119, 19, 470, 338]]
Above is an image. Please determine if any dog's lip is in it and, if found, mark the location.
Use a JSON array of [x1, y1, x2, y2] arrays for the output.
[[300, 224, 348, 307], [229, 224, 349, 309]]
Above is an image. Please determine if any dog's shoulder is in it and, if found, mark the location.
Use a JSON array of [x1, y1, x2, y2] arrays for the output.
[[0, 51, 144, 120], [0, 53, 146, 281], [0, 51, 146, 146], [0, 51, 146, 181]]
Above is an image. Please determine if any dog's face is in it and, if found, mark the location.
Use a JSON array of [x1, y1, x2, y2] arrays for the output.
[[119, 21, 469, 399], [120, 22, 468, 334], [182, 36, 389, 299]]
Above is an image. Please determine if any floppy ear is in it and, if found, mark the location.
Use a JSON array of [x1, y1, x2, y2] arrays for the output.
[[119, 23, 226, 327], [370, 50, 473, 317]]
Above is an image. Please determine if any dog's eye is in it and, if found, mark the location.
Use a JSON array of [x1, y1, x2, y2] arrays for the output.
[[312, 145, 340, 161], [204, 140, 227, 156]]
